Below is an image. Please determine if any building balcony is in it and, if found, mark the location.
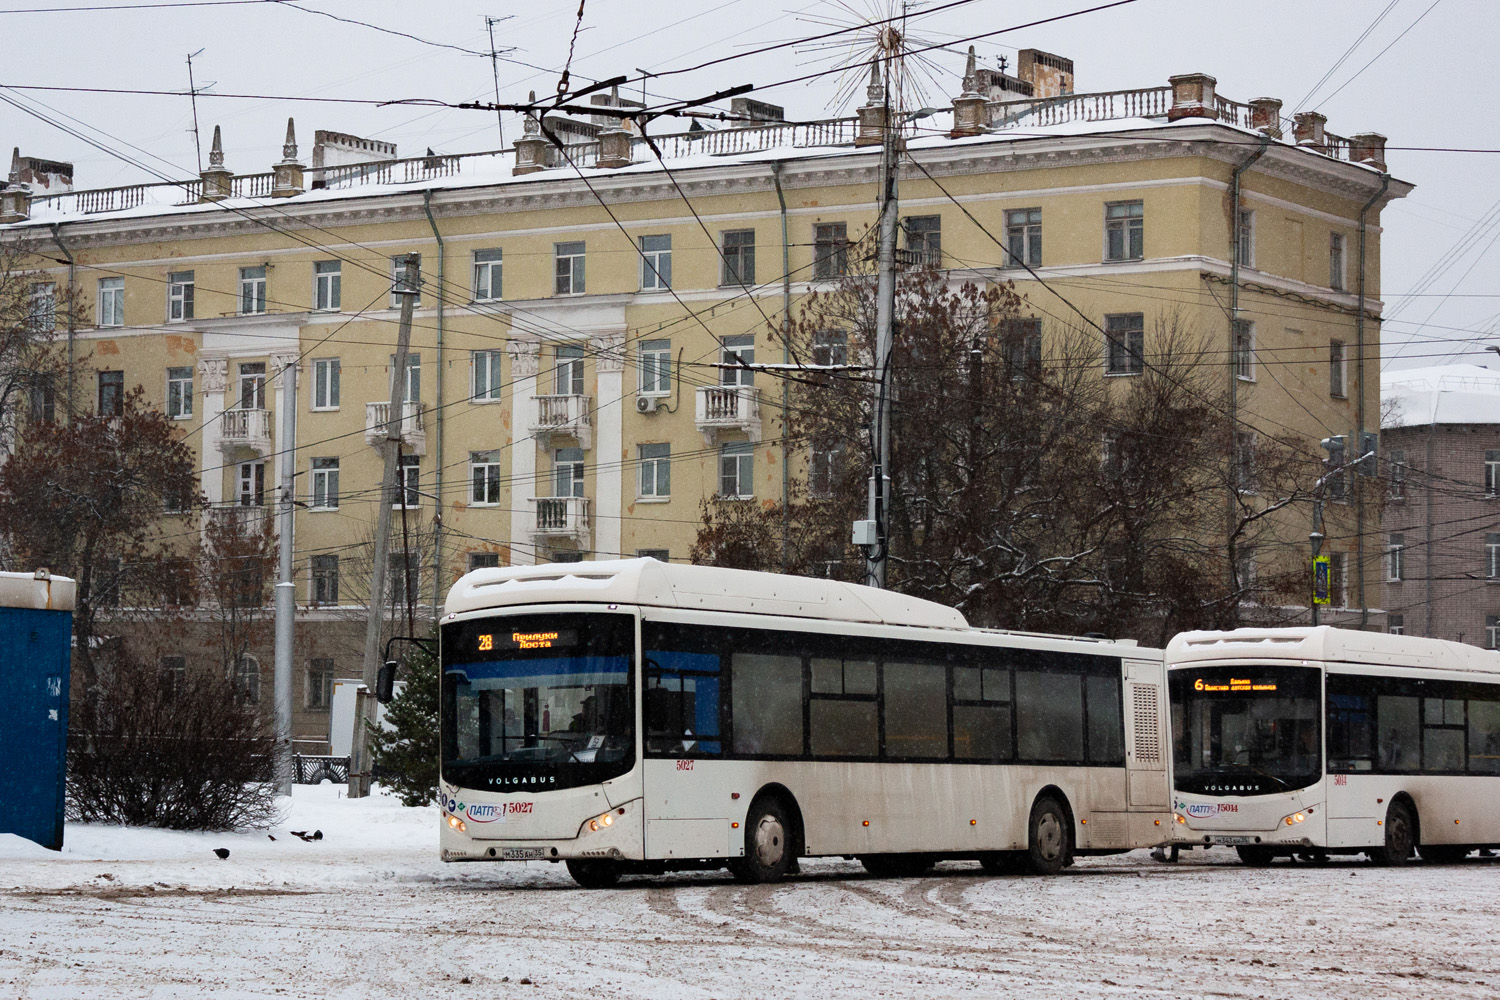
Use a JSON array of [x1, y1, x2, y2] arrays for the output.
[[217, 407, 273, 455], [695, 385, 762, 444], [529, 496, 590, 544], [529, 394, 592, 449], [364, 401, 427, 455], [206, 504, 271, 536]]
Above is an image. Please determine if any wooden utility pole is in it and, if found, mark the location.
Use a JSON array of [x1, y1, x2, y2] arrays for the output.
[[349, 254, 419, 798], [865, 62, 899, 590]]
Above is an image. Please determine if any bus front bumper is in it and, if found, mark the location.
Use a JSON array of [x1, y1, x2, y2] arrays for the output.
[[440, 796, 643, 863]]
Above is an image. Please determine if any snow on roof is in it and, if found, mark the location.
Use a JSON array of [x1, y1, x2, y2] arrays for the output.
[[0, 570, 75, 611], [1382, 364, 1500, 428], [1168, 625, 1500, 675]]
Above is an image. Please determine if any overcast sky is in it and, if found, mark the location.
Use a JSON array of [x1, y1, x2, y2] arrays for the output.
[[1, 0, 1493, 374]]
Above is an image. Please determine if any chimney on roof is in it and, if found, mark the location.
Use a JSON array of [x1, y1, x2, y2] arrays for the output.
[[199, 125, 233, 202], [1351, 132, 1387, 171], [513, 91, 551, 176], [1167, 73, 1218, 121], [1016, 49, 1074, 99], [1248, 97, 1283, 139], [951, 46, 988, 138], [272, 118, 304, 198], [1293, 111, 1327, 153], [854, 60, 888, 148]]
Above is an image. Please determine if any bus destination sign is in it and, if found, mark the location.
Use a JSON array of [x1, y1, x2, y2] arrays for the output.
[[1193, 677, 1278, 693], [477, 629, 578, 653]]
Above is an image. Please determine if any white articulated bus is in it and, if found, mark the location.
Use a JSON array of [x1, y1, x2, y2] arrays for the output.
[[1165, 626, 1500, 865], [435, 559, 1174, 887]]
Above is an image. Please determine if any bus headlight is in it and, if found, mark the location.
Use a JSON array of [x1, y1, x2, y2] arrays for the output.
[[1281, 812, 1306, 827], [1175, 814, 1187, 825], [447, 815, 468, 833], [586, 811, 617, 833]]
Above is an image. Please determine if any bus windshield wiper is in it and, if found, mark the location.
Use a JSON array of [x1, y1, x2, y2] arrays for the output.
[[518, 734, 590, 764], [1213, 761, 1290, 790]]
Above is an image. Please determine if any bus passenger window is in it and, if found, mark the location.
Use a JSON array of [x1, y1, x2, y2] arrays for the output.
[[644, 650, 721, 755], [1086, 674, 1124, 764], [1469, 699, 1500, 774], [1016, 670, 1083, 762], [1422, 697, 1465, 772], [809, 658, 878, 757], [1377, 695, 1420, 771], [954, 665, 1012, 762], [882, 661, 946, 758], [731, 653, 803, 756]]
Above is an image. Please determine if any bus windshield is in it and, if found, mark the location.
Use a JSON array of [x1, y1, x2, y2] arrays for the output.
[[441, 612, 635, 792], [1170, 664, 1321, 796]]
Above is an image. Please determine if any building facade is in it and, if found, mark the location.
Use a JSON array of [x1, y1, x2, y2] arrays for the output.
[[0, 51, 1411, 745], [1382, 366, 1500, 647]]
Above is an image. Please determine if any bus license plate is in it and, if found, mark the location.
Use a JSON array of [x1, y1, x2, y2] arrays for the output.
[[501, 848, 547, 860], [1214, 836, 1255, 845]]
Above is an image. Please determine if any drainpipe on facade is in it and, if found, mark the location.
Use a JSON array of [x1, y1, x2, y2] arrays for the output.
[[423, 190, 446, 619], [1228, 134, 1270, 609], [1355, 172, 1390, 628], [47, 223, 75, 419], [772, 160, 793, 574]]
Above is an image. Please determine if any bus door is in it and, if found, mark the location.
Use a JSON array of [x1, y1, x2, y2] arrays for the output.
[[1123, 659, 1169, 811]]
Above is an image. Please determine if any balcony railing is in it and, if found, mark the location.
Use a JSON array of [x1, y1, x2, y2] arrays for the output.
[[364, 401, 427, 455], [695, 385, 762, 444], [530, 496, 590, 541], [529, 393, 592, 448], [217, 407, 273, 455]]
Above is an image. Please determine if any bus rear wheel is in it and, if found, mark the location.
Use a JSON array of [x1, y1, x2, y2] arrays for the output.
[[1236, 845, 1274, 867], [1025, 796, 1072, 875], [1369, 801, 1416, 866], [730, 796, 794, 884], [566, 859, 621, 889]]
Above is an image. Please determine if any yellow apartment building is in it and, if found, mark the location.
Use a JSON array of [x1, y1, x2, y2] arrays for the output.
[[0, 52, 1411, 745]]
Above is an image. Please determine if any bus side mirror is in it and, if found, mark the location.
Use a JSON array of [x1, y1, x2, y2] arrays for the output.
[[376, 661, 398, 704]]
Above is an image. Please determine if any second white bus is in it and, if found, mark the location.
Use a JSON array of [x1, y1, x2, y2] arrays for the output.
[[436, 558, 1174, 887]]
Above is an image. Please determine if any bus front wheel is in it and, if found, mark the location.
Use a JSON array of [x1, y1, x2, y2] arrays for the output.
[[1236, 845, 1274, 867], [565, 859, 621, 889], [730, 796, 794, 884], [1369, 801, 1416, 866], [1025, 796, 1072, 875]]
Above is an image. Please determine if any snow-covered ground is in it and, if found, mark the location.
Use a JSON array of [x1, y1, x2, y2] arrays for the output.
[[3, 785, 1498, 999]]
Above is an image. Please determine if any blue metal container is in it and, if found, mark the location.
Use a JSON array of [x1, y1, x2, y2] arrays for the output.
[[0, 571, 76, 851]]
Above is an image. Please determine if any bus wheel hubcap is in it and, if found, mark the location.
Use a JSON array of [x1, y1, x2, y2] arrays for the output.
[[754, 815, 785, 867], [1036, 814, 1062, 860]]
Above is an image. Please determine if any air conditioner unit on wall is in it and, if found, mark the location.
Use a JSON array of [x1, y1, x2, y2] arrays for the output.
[[636, 395, 660, 414]]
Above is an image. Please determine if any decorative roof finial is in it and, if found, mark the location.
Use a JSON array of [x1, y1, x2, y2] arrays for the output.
[[865, 59, 885, 105], [523, 90, 540, 135], [208, 125, 224, 168], [281, 118, 298, 162], [7, 146, 19, 184], [962, 45, 979, 95]]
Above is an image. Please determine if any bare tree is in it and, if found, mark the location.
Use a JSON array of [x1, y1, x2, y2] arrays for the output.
[[0, 238, 83, 440]]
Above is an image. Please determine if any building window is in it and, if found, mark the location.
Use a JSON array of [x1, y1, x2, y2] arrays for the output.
[[1388, 614, 1404, 636], [637, 549, 669, 562], [472, 350, 503, 402], [1237, 210, 1255, 268], [160, 656, 186, 700], [554, 345, 584, 396], [311, 358, 340, 410], [554, 448, 585, 498], [1236, 432, 1256, 492], [388, 553, 418, 608], [551, 551, 584, 564], [720, 335, 755, 386], [468, 551, 500, 572], [470, 450, 501, 505], [307, 659, 335, 710], [903, 215, 941, 267], [396, 454, 420, 508], [390, 254, 421, 308], [314, 260, 341, 311], [28, 281, 55, 333], [97, 370, 123, 417], [810, 440, 842, 498], [1104, 313, 1144, 375], [239, 265, 267, 315], [1329, 340, 1347, 398], [638, 442, 670, 499], [1488, 616, 1500, 649], [166, 366, 193, 419], [1390, 449, 1406, 500], [29, 383, 55, 423], [1386, 533, 1405, 583], [1330, 551, 1348, 608], [238, 461, 265, 506], [233, 655, 260, 705], [813, 222, 849, 280], [640, 234, 672, 290], [555, 241, 586, 295], [1329, 232, 1346, 291], [310, 457, 339, 510], [1105, 201, 1144, 261], [1233, 320, 1254, 381], [98, 276, 124, 327], [311, 554, 339, 606], [722, 229, 755, 286], [1326, 436, 1347, 502], [1236, 546, 1257, 594], [386, 353, 420, 404], [1002, 318, 1042, 376], [719, 442, 754, 499], [1486, 451, 1500, 496], [233, 364, 266, 413], [166, 270, 194, 322], [812, 330, 847, 368], [1487, 534, 1500, 581], [472, 248, 502, 302], [1006, 208, 1042, 268], [639, 339, 671, 395]]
